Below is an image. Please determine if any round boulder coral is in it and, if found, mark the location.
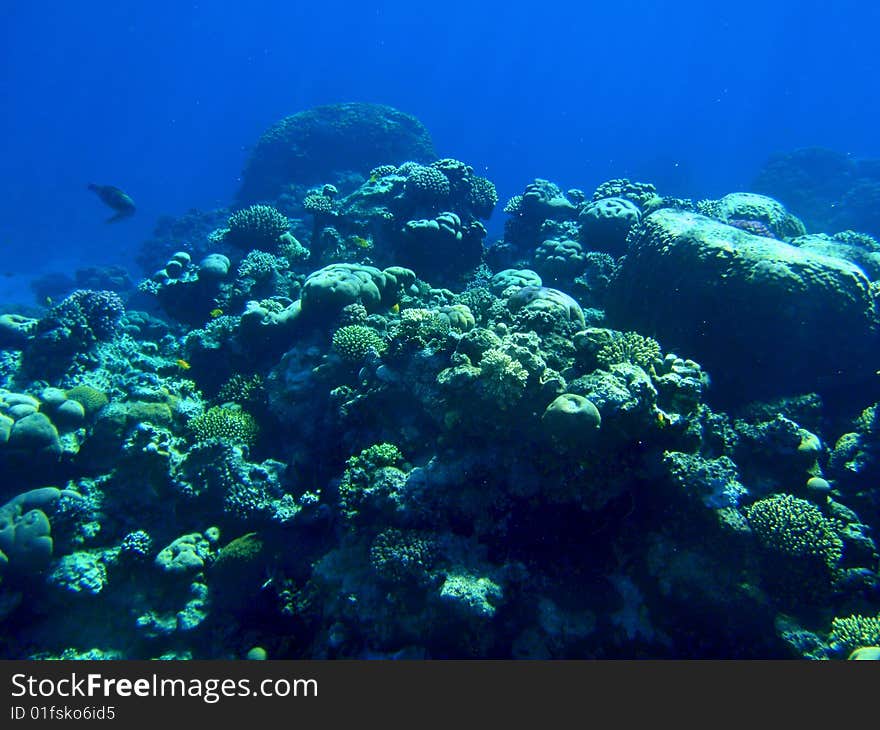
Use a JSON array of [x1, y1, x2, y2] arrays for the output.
[[507, 285, 585, 327], [301, 264, 414, 320], [697, 192, 805, 239], [8, 413, 62, 458], [198, 253, 232, 280], [534, 237, 587, 282], [489, 269, 542, 296], [237, 103, 436, 203], [541, 393, 601, 449], [0, 313, 38, 348], [0, 487, 69, 576], [578, 197, 642, 256]]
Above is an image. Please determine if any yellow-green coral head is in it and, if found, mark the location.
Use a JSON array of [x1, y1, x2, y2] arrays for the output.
[[848, 646, 880, 660], [188, 405, 259, 447]]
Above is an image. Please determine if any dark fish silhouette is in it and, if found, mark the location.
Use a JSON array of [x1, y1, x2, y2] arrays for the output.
[[87, 183, 136, 223]]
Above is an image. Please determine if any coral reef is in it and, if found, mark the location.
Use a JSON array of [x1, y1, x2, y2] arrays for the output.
[[753, 147, 880, 237], [3, 106, 880, 662]]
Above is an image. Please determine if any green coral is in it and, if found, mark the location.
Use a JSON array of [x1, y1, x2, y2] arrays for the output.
[[332, 324, 387, 363], [348, 442, 403, 472], [469, 175, 498, 218], [479, 348, 529, 406], [392, 308, 451, 348], [213, 532, 264, 571], [403, 164, 450, 201], [830, 614, 880, 652], [369, 528, 437, 585], [188, 405, 259, 447], [226, 204, 289, 249], [439, 572, 503, 618], [596, 331, 661, 371], [337, 443, 407, 521], [592, 178, 660, 209], [236, 250, 288, 279], [746, 493, 843, 568], [503, 194, 523, 215], [64, 385, 109, 416], [217, 373, 265, 407], [853, 403, 879, 434], [124, 401, 173, 428], [278, 232, 310, 263], [49, 551, 109, 595], [303, 190, 337, 216], [832, 230, 880, 251]]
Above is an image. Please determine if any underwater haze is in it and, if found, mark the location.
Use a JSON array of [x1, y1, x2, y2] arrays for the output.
[[3, 0, 879, 292], [1, 1, 880, 659]]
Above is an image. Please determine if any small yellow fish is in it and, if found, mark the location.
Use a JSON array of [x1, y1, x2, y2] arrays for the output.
[[352, 236, 372, 249], [390, 303, 400, 314], [45, 296, 53, 306], [369, 173, 378, 183], [209, 308, 223, 318], [176, 359, 191, 371]]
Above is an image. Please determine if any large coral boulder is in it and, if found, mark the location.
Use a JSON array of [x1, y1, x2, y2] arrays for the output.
[[0, 487, 77, 577], [300, 263, 415, 319], [237, 103, 436, 204], [608, 209, 880, 400]]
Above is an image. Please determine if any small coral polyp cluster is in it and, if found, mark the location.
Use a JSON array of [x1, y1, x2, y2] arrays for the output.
[[3, 104, 880, 660]]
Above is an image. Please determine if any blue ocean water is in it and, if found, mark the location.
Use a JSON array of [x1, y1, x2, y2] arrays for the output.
[[2, 1, 878, 301]]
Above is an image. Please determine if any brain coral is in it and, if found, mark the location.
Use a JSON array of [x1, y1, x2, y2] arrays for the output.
[[300, 263, 411, 318], [65, 385, 109, 416], [0, 487, 71, 576], [578, 197, 642, 256]]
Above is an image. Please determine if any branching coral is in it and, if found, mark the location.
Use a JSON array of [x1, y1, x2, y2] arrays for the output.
[[829, 614, 880, 652], [746, 493, 842, 569], [332, 325, 387, 363], [596, 331, 661, 371], [479, 348, 529, 405], [188, 405, 259, 447], [225, 204, 289, 249]]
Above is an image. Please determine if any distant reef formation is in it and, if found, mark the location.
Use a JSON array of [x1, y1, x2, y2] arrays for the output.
[[753, 147, 880, 238], [236, 102, 436, 205]]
